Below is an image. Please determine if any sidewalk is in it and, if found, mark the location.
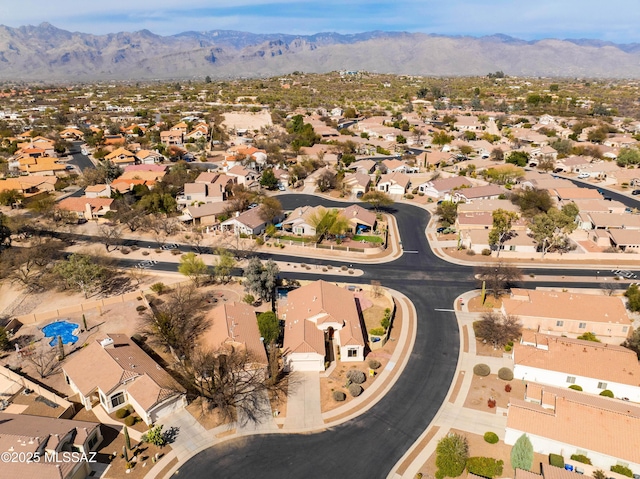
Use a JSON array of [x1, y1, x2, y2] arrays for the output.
[[387, 290, 513, 479]]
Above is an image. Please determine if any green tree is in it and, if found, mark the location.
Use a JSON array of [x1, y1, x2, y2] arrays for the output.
[[258, 196, 283, 225], [483, 165, 524, 185], [243, 257, 279, 303], [260, 168, 279, 190], [360, 190, 394, 211], [529, 206, 577, 257], [616, 148, 640, 167], [178, 252, 208, 287], [490, 148, 504, 161], [436, 201, 458, 226], [506, 151, 530, 167], [257, 311, 279, 344], [489, 209, 519, 255], [137, 192, 177, 214], [53, 254, 106, 298], [307, 207, 349, 242], [511, 188, 553, 218], [0, 189, 24, 206], [0, 326, 9, 351], [510, 434, 534, 471], [213, 248, 236, 283], [432, 131, 454, 146], [625, 284, 640, 313], [0, 212, 11, 247], [587, 126, 608, 143], [435, 432, 469, 479], [396, 135, 407, 144]]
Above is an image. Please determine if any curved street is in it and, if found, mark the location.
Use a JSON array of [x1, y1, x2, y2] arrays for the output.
[[154, 194, 637, 479]]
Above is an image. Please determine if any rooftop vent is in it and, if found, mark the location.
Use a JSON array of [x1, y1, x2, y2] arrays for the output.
[[100, 337, 114, 348]]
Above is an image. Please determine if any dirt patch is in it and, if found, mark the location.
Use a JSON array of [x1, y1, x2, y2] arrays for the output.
[[463, 374, 524, 412], [185, 398, 233, 430], [101, 434, 169, 479], [467, 295, 502, 312], [416, 429, 547, 479], [475, 340, 509, 358], [319, 302, 402, 413]]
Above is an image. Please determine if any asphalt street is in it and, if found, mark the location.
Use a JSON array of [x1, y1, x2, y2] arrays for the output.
[[157, 194, 639, 479], [67, 141, 95, 171]]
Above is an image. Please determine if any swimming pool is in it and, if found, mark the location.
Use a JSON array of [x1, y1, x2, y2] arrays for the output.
[[41, 320, 79, 347]]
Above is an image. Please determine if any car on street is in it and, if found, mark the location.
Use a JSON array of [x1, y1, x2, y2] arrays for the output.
[[577, 172, 590, 179], [632, 189, 640, 195]]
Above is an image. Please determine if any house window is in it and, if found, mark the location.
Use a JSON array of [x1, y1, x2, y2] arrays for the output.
[[99, 392, 107, 408], [566, 376, 576, 384], [578, 322, 586, 329], [623, 326, 629, 333], [110, 392, 125, 408], [598, 382, 607, 390], [347, 348, 358, 358], [88, 434, 99, 450], [556, 321, 564, 327]]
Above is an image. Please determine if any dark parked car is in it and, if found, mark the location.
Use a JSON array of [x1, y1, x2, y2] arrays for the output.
[[436, 227, 447, 233], [632, 189, 640, 195]]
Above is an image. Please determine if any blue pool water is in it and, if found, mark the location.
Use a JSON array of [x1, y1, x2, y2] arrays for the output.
[[42, 321, 79, 346]]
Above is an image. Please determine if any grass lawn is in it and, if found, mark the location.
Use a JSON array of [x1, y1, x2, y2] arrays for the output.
[[276, 235, 315, 243], [352, 235, 383, 243]]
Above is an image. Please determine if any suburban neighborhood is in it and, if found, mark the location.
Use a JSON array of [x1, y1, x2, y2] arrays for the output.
[[0, 72, 639, 479]]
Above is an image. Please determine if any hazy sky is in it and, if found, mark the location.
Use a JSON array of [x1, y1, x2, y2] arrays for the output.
[[2, 0, 640, 43]]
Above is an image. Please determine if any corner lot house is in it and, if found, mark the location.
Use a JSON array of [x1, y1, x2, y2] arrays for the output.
[[502, 289, 631, 342], [506, 383, 640, 472], [221, 205, 277, 236], [63, 334, 186, 425], [283, 280, 366, 371], [0, 413, 102, 479], [513, 331, 640, 401]]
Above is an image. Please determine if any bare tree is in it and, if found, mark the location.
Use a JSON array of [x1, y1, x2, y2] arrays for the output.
[[371, 280, 383, 298], [183, 345, 288, 424], [474, 312, 522, 348], [475, 263, 523, 298], [183, 228, 206, 253], [24, 343, 59, 378], [99, 225, 122, 252], [141, 285, 210, 361]]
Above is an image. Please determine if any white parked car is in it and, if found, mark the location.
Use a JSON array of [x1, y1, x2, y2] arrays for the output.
[[577, 172, 590, 179]]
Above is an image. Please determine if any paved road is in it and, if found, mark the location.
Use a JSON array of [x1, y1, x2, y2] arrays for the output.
[[162, 194, 638, 479], [67, 141, 95, 171]]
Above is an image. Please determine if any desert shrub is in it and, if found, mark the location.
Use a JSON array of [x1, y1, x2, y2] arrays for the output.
[[121, 247, 131, 255], [570, 454, 592, 465], [599, 389, 614, 398], [505, 384, 512, 393], [568, 384, 583, 391], [150, 282, 167, 294], [348, 270, 354, 274], [369, 327, 385, 336], [255, 237, 265, 246], [405, 194, 414, 199], [483, 432, 499, 444], [136, 305, 147, 312], [504, 344, 512, 352], [368, 359, 381, 369], [549, 453, 564, 468], [611, 465, 633, 478], [116, 407, 130, 419], [466, 457, 504, 478], [473, 363, 491, 376], [466, 249, 476, 256], [124, 415, 136, 426], [333, 390, 346, 401], [346, 369, 366, 384], [482, 248, 492, 256], [130, 245, 139, 251], [341, 265, 347, 271], [381, 317, 391, 329], [142, 250, 150, 256], [487, 399, 496, 408], [171, 249, 181, 255], [498, 367, 514, 381], [348, 383, 363, 397]]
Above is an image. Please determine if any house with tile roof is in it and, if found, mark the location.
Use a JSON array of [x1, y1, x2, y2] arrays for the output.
[[502, 289, 632, 342], [57, 197, 113, 219], [377, 171, 411, 195], [343, 172, 371, 197], [417, 176, 473, 199], [506, 383, 640, 472], [341, 204, 377, 233], [62, 334, 186, 425], [283, 280, 366, 371], [221, 205, 278, 236], [0, 413, 102, 479], [513, 331, 640, 401], [200, 302, 267, 366], [104, 147, 137, 166]]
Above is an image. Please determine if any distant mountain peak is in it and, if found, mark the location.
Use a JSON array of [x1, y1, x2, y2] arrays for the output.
[[0, 23, 639, 80]]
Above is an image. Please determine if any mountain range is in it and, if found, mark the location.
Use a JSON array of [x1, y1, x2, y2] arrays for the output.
[[1, 23, 640, 81]]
